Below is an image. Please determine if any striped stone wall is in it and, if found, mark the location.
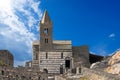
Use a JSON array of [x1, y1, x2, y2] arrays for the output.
[[39, 51, 72, 73]]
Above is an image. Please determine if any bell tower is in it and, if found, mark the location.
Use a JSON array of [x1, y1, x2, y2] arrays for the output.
[[40, 10, 53, 51]]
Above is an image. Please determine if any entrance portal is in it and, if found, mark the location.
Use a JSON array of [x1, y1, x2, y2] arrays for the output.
[[65, 60, 70, 69]]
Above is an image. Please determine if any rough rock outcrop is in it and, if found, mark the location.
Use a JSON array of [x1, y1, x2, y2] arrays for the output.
[[106, 49, 120, 75], [90, 49, 120, 76], [90, 57, 110, 69], [106, 63, 120, 75], [108, 49, 120, 65]]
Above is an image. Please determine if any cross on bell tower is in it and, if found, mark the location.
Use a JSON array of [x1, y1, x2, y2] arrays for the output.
[[40, 10, 53, 51]]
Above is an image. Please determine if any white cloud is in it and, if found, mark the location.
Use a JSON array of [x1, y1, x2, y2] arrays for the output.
[[109, 33, 115, 38], [28, 16, 37, 29], [0, 0, 42, 66]]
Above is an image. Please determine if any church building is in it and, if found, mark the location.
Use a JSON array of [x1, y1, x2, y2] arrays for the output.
[[32, 10, 90, 74]]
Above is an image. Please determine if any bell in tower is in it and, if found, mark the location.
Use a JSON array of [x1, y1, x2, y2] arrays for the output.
[[40, 10, 53, 51]]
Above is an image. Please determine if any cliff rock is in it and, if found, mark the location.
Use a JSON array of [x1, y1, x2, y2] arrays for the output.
[[90, 57, 109, 69], [108, 49, 120, 65], [106, 49, 120, 75]]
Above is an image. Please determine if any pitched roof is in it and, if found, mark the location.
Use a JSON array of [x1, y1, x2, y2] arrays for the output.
[[41, 10, 51, 24]]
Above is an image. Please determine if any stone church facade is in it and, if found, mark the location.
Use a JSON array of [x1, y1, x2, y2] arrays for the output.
[[32, 11, 90, 74]]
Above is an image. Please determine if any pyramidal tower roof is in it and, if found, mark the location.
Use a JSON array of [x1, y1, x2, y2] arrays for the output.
[[41, 10, 51, 24]]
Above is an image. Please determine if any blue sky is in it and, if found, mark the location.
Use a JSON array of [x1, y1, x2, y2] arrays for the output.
[[0, 0, 120, 66]]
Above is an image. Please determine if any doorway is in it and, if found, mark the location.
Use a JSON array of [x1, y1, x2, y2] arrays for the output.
[[60, 65, 64, 74], [65, 60, 70, 69]]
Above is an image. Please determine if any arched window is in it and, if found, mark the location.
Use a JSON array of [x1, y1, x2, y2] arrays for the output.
[[43, 69, 48, 73], [45, 38, 48, 43], [44, 28, 48, 35]]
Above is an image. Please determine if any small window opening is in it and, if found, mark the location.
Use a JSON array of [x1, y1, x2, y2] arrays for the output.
[[45, 38, 48, 43], [44, 28, 48, 35], [46, 52, 48, 59], [47, 39, 48, 43], [61, 52, 63, 59], [36, 53, 38, 60], [79, 67, 81, 73]]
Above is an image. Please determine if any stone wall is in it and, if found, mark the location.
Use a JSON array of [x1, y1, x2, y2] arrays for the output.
[[81, 67, 120, 80], [39, 51, 72, 73], [55, 75, 81, 80], [72, 46, 90, 67], [0, 50, 14, 67], [32, 41, 39, 67], [55, 75, 66, 80]]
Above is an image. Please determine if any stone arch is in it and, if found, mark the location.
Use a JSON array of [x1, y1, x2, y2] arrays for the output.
[[43, 68, 48, 73]]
